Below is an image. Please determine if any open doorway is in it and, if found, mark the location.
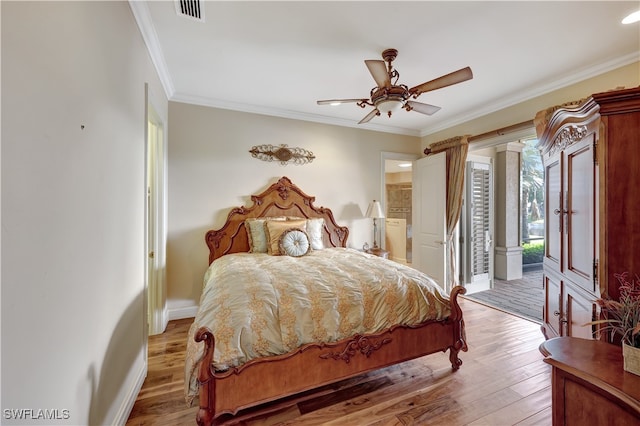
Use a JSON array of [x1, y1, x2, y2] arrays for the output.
[[381, 152, 418, 265], [520, 138, 545, 274], [461, 137, 545, 323]]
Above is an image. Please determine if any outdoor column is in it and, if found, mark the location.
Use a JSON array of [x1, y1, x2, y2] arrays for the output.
[[494, 142, 524, 280]]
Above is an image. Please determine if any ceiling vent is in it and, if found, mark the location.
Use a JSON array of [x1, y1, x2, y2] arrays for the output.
[[175, 0, 204, 22]]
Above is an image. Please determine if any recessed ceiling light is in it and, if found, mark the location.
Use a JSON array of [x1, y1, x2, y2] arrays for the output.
[[398, 163, 412, 168], [622, 10, 640, 24]]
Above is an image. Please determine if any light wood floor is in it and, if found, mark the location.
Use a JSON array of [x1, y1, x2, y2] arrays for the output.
[[126, 298, 551, 425]]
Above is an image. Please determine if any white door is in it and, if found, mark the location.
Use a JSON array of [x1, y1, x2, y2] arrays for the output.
[[146, 92, 166, 336], [146, 123, 158, 334], [412, 152, 447, 291]]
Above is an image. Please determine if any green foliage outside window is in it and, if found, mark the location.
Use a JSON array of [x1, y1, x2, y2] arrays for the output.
[[521, 139, 544, 242], [522, 240, 544, 264]]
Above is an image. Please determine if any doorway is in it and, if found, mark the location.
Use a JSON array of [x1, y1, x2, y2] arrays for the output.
[[381, 152, 418, 265], [461, 136, 545, 323], [520, 138, 545, 273]]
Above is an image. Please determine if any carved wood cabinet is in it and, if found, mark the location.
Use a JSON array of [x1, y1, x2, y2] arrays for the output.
[[535, 97, 600, 339], [535, 86, 640, 340]]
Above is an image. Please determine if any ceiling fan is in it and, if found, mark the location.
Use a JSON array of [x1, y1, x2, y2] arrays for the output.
[[317, 48, 473, 124]]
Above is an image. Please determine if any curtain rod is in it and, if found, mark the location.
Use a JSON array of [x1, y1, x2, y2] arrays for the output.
[[467, 119, 534, 142], [424, 119, 535, 155]]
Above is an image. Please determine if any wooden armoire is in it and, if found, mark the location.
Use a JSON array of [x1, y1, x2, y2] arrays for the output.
[[535, 86, 640, 340]]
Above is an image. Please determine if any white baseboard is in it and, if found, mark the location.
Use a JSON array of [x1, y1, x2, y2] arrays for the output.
[[168, 304, 198, 321], [149, 306, 170, 335], [463, 280, 491, 295], [112, 356, 147, 425]]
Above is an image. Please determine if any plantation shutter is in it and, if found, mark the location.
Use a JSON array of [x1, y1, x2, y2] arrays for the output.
[[464, 160, 493, 286]]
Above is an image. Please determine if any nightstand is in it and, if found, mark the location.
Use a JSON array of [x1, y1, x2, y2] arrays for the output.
[[365, 247, 389, 259]]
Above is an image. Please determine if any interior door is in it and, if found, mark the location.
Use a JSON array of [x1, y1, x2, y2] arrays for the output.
[[146, 92, 166, 337], [412, 152, 447, 291], [146, 120, 159, 336]]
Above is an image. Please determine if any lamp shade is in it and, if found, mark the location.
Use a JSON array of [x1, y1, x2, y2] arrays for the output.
[[365, 200, 385, 219]]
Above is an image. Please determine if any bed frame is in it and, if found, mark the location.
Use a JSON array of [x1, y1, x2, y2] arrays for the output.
[[195, 176, 467, 425]]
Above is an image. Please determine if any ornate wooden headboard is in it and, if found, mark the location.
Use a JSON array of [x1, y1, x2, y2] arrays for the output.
[[205, 177, 349, 264]]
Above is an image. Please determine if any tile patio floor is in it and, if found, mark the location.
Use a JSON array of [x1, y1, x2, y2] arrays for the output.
[[462, 266, 544, 323]]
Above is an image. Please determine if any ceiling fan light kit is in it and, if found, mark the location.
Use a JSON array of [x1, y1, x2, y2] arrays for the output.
[[376, 99, 404, 115], [317, 48, 473, 125]]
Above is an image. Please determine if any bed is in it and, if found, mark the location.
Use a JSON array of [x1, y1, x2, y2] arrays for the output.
[[185, 176, 467, 425]]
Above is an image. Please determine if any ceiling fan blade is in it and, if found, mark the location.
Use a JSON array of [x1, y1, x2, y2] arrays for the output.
[[317, 98, 366, 105], [409, 66, 473, 96], [358, 109, 380, 124], [365, 60, 390, 88], [407, 101, 441, 116]]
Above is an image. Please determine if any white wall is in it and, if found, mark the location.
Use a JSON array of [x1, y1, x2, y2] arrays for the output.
[[2, 2, 167, 424], [166, 102, 421, 317]]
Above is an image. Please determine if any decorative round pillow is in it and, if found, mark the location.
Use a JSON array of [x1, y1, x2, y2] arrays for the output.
[[279, 228, 310, 257]]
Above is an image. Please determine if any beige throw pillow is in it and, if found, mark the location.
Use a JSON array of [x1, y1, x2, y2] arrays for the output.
[[245, 217, 287, 253], [265, 219, 308, 255]]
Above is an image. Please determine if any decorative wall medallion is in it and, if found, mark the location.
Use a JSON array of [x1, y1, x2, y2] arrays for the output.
[[249, 144, 315, 165], [319, 335, 392, 364]]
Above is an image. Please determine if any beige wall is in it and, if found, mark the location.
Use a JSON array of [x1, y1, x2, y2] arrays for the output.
[[422, 61, 640, 148], [2, 2, 167, 424], [166, 102, 421, 315], [385, 171, 412, 184]]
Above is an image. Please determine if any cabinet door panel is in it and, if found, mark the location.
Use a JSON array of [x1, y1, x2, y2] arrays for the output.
[[543, 273, 562, 338], [564, 137, 595, 293], [545, 158, 562, 267], [566, 286, 596, 339]]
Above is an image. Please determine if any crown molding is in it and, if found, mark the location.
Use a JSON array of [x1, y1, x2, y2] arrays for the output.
[[128, 0, 175, 99], [419, 51, 640, 137], [170, 93, 421, 137]]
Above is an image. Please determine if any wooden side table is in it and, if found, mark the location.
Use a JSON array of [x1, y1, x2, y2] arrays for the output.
[[539, 337, 640, 425], [365, 247, 389, 259]]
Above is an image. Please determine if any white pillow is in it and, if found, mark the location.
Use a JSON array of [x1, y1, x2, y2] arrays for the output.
[[306, 218, 325, 250], [279, 228, 310, 257]]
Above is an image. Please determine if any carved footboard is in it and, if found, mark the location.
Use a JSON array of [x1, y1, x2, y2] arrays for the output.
[[194, 285, 467, 426]]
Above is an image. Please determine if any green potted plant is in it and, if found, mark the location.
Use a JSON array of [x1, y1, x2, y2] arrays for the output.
[[591, 272, 640, 375]]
